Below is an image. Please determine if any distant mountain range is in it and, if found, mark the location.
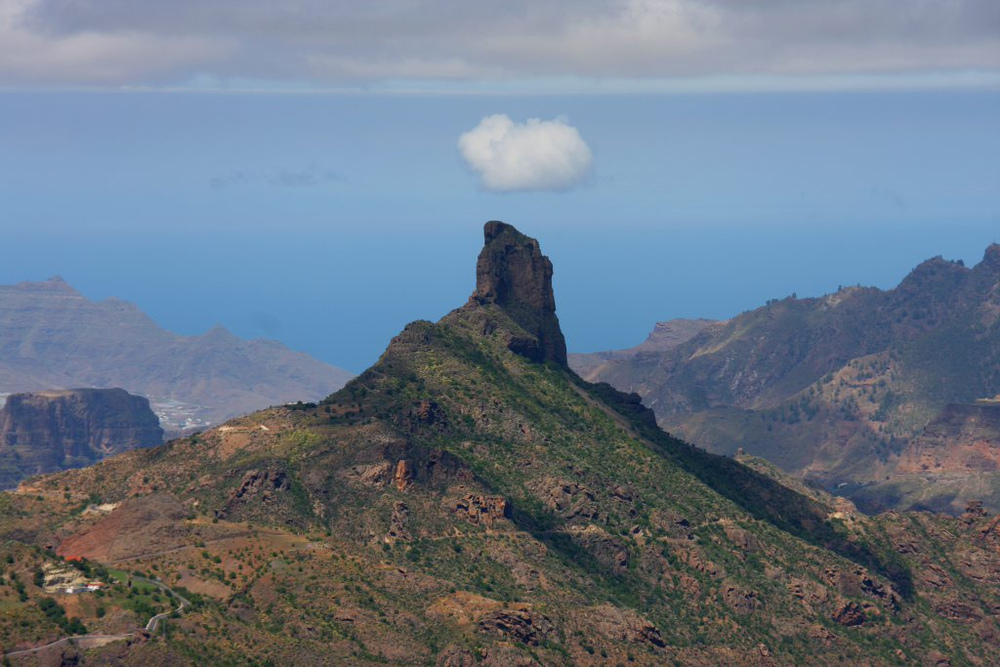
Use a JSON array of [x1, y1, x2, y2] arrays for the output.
[[569, 318, 717, 379], [573, 245, 1000, 514], [0, 277, 353, 432]]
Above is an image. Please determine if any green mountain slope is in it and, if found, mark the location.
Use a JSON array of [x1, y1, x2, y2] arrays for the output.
[[2, 223, 999, 665]]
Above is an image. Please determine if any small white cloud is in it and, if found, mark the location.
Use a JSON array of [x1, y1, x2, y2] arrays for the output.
[[458, 114, 593, 193]]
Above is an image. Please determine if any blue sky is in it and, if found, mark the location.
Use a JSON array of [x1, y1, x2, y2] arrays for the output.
[[1, 2, 998, 372]]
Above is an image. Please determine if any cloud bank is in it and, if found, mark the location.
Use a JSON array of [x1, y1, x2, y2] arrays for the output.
[[459, 115, 593, 192], [0, 0, 997, 90]]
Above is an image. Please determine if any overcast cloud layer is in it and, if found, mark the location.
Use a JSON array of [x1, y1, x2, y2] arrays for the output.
[[1, 0, 998, 90]]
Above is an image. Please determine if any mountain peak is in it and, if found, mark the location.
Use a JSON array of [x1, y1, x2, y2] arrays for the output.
[[469, 221, 567, 366], [200, 324, 239, 342], [39, 275, 78, 292], [895, 253, 969, 294], [42, 276, 83, 295], [978, 243, 1000, 273], [483, 219, 515, 243], [2, 276, 82, 297]]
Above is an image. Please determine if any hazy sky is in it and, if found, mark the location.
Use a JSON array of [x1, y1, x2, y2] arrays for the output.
[[1, 1, 998, 371]]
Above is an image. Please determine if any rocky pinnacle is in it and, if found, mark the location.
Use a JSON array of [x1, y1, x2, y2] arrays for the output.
[[470, 221, 568, 366]]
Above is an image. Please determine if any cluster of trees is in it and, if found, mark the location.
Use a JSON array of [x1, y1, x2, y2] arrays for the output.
[[37, 597, 87, 635]]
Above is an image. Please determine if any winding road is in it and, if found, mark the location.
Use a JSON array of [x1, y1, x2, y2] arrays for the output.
[[139, 576, 191, 634], [1, 576, 190, 660]]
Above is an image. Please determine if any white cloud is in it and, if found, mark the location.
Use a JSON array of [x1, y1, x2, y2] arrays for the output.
[[458, 115, 594, 193]]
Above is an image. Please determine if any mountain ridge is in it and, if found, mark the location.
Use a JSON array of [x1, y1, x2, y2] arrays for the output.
[[1, 224, 999, 664], [574, 243, 1000, 514]]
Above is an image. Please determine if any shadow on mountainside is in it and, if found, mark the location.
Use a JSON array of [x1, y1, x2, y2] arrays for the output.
[[583, 379, 915, 600]]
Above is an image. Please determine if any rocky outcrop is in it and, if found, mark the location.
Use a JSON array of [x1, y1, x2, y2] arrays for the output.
[[477, 609, 552, 645], [227, 468, 290, 504], [587, 604, 666, 647], [452, 494, 511, 526], [394, 459, 415, 490], [469, 221, 567, 366], [387, 501, 410, 541], [0, 388, 163, 488], [832, 601, 868, 626], [407, 400, 447, 432], [529, 476, 599, 520], [722, 584, 760, 614]]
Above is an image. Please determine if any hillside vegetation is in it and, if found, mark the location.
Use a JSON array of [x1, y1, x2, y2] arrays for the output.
[[2, 224, 999, 665]]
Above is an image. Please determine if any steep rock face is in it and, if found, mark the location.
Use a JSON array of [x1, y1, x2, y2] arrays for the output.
[[469, 221, 567, 366], [0, 388, 162, 488]]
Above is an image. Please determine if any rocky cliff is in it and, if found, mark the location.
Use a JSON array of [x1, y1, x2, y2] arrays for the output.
[[0, 388, 163, 488], [469, 221, 567, 366]]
